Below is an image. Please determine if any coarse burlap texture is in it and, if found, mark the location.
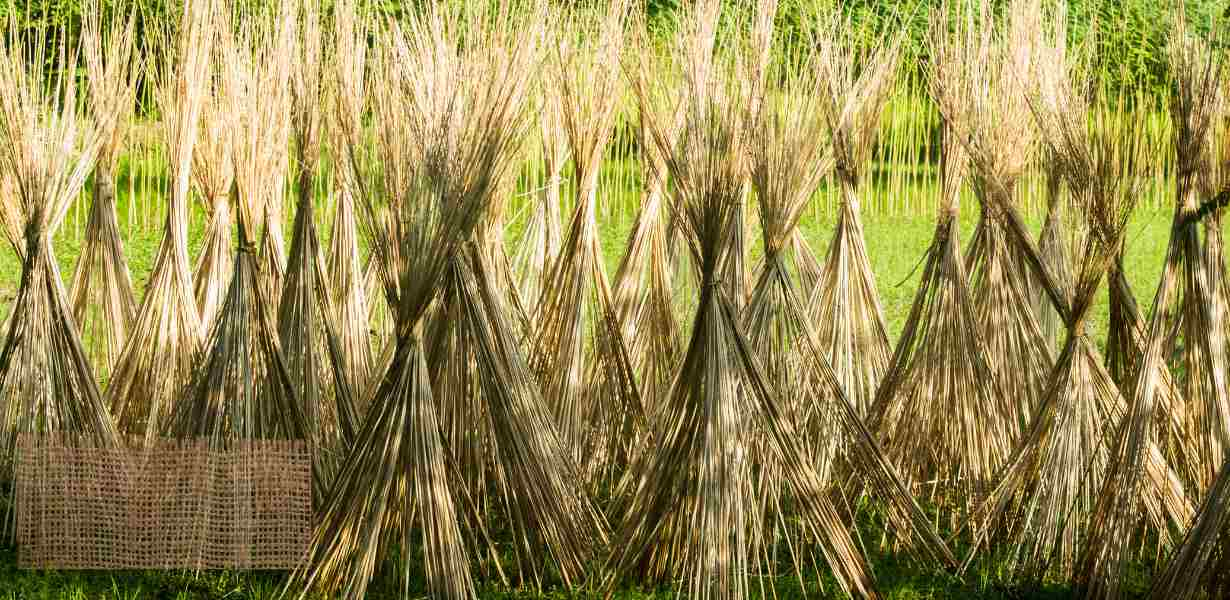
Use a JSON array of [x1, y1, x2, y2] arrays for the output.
[[14, 435, 310, 570]]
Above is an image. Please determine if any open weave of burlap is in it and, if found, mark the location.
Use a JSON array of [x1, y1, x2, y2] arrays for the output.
[[14, 435, 310, 570]]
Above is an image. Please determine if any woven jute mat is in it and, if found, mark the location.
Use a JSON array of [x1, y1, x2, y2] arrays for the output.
[[14, 435, 311, 570]]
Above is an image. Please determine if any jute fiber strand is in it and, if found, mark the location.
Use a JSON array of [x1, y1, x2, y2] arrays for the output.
[[15, 435, 310, 570]]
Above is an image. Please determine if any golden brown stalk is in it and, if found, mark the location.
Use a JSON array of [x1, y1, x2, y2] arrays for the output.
[[1077, 10, 1225, 598], [108, 0, 212, 442], [69, 0, 140, 380], [869, 0, 1013, 533], [164, 0, 309, 464], [528, 0, 645, 490], [192, 91, 236, 330], [293, 5, 586, 597], [607, 4, 880, 597], [808, 8, 901, 419], [0, 16, 118, 487]]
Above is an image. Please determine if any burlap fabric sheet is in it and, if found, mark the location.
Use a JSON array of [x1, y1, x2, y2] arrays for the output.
[[14, 435, 310, 570]]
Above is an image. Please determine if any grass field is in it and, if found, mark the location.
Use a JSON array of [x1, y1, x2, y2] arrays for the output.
[[0, 171, 1180, 598]]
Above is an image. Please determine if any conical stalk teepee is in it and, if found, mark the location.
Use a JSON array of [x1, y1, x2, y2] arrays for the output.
[[276, 0, 359, 493], [163, 1, 309, 460], [326, 0, 373, 402], [958, 40, 1186, 579], [105, 0, 211, 442], [808, 10, 900, 419], [528, 0, 645, 490], [69, 4, 140, 381], [607, 5, 881, 598], [0, 20, 119, 477], [192, 93, 237, 331], [292, 8, 601, 598], [869, 1, 1012, 530], [1077, 16, 1226, 598]]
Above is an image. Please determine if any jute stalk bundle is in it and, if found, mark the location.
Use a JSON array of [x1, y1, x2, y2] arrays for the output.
[[944, 0, 1053, 436], [808, 8, 901, 419], [107, 0, 211, 442], [869, 0, 1012, 532], [743, 25, 956, 575], [958, 21, 1166, 577], [527, 0, 645, 490], [163, 1, 310, 469], [1075, 11, 1223, 598], [277, 0, 359, 495], [513, 71, 567, 313], [1149, 452, 1230, 599], [291, 6, 555, 597], [324, 0, 373, 408], [609, 35, 683, 429], [607, 4, 881, 597], [0, 16, 119, 485], [192, 92, 237, 331], [69, 1, 140, 380]]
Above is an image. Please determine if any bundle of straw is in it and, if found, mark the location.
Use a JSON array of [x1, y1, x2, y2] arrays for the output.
[[69, 1, 140, 380], [607, 4, 877, 597], [0, 18, 119, 475], [943, 0, 1053, 434], [326, 0, 372, 400], [107, 0, 210, 442], [1076, 11, 1223, 598], [192, 90, 237, 330], [293, 6, 551, 597], [1164, 29, 1230, 495], [958, 24, 1171, 577], [277, 0, 359, 494], [609, 32, 683, 426], [528, 0, 645, 489], [163, 1, 309, 454], [743, 28, 956, 573], [1149, 452, 1230, 599], [808, 8, 901, 419], [513, 65, 567, 313], [868, 0, 1012, 531]]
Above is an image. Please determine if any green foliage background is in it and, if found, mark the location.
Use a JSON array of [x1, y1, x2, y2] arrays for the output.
[[1, 0, 1225, 99]]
